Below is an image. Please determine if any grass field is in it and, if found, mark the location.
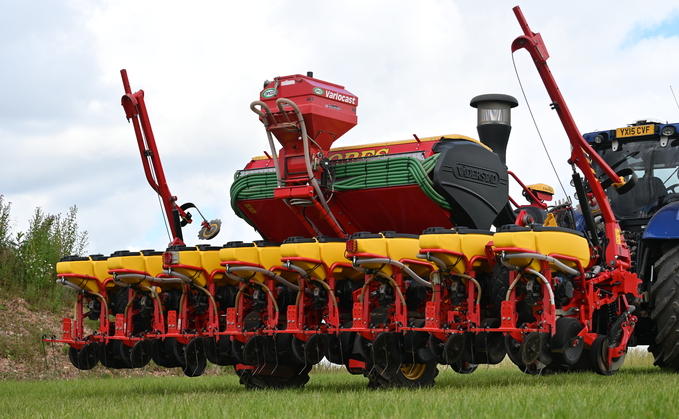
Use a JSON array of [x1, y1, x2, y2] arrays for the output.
[[1, 350, 677, 419]]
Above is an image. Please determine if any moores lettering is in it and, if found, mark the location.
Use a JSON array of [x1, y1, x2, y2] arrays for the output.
[[454, 164, 499, 186], [328, 148, 389, 160]]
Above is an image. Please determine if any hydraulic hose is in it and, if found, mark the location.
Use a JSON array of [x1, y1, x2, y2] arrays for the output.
[[417, 252, 482, 304], [500, 252, 580, 276], [226, 265, 300, 291], [352, 257, 432, 288], [526, 268, 556, 309], [57, 278, 111, 321], [231, 154, 450, 227], [276, 98, 346, 236], [250, 101, 282, 188], [56, 277, 85, 292]]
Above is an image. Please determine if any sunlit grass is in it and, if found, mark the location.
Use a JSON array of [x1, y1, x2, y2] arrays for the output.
[[0, 349, 676, 419]]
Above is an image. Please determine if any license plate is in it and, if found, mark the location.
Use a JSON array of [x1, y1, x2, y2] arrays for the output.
[[616, 124, 654, 138]]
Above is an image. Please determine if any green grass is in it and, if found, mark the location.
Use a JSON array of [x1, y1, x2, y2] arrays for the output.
[[1, 351, 677, 419]]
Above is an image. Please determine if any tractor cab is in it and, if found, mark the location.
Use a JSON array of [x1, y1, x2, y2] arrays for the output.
[[585, 120, 679, 232]]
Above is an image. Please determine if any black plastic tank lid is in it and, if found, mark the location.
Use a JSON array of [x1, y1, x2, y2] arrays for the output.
[[531, 224, 584, 237], [349, 231, 383, 239], [110, 250, 140, 257], [166, 245, 197, 251], [284, 236, 316, 244], [224, 241, 255, 248], [315, 236, 346, 243], [196, 244, 222, 251], [456, 227, 494, 235], [59, 255, 89, 262], [253, 240, 282, 247], [380, 231, 419, 239], [422, 227, 457, 235], [141, 249, 164, 256]]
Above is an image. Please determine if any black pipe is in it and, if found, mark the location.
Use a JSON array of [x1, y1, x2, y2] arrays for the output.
[[572, 173, 599, 248]]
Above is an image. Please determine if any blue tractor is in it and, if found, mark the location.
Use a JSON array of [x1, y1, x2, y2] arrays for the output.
[[584, 120, 679, 369]]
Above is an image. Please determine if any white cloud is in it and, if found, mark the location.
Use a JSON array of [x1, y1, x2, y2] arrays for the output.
[[2, 0, 679, 254]]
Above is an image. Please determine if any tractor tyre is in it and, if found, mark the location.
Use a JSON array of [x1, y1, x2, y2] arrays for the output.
[[368, 358, 439, 389], [236, 369, 270, 390], [650, 242, 679, 370], [264, 365, 312, 389], [237, 365, 311, 389]]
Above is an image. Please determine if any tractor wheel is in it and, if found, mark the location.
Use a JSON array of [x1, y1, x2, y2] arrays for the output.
[[236, 365, 311, 389], [264, 365, 312, 389], [236, 369, 270, 390], [393, 359, 438, 388], [369, 358, 439, 388], [650, 242, 679, 370]]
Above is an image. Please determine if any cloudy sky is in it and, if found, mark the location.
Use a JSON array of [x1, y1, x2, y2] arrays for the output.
[[2, 0, 679, 255]]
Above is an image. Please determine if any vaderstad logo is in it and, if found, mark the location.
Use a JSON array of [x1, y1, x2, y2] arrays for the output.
[[453, 163, 499, 186], [262, 88, 277, 98]]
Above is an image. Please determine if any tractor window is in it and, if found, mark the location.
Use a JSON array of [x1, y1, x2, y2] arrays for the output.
[[597, 141, 679, 218]]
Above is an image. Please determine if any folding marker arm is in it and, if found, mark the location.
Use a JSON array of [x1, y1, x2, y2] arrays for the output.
[[510, 7, 631, 268]]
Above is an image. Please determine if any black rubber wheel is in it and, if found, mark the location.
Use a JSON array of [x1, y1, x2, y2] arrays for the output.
[[590, 335, 625, 376], [243, 335, 268, 366], [520, 332, 542, 366], [236, 368, 270, 390], [78, 342, 101, 370], [392, 358, 438, 388], [371, 332, 401, 378], [183, 338, 207, 377], [204, 336, 234, 366], [505, 335, 524, 367], [109, 340, 133, 369], [100, 342, 129, 369], [551, 317, 584, 366], [473, 318, 506, 364], [236, 365, 311, 389], [68, 346, 82, 370], [451, 359, 478, 374], [265, 365, 312, 389], [152, 339, 181, 368], [291, 334, 327, 365], [428, 334, 446, 364], [369, 358, 439, 388], [170, 338, 187, 367], [130, 340, 153, 368], [517, 360, 547, 375], [650, 242, 679, 370], [326, 330, 354, 365], [232, 339, 246, 364], [443, 333, 466, 365]]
